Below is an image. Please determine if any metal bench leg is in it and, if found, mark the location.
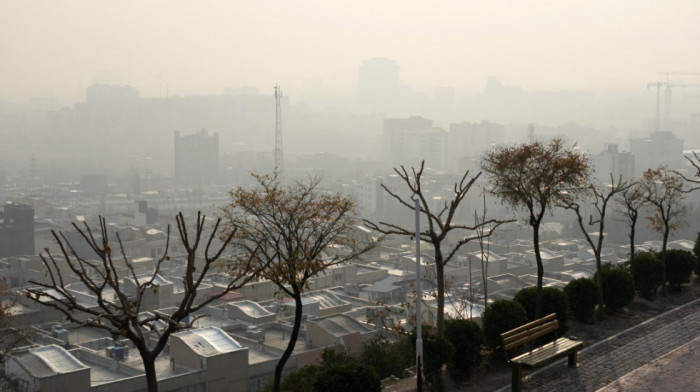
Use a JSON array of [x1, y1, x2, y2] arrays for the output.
[[511, 364, 523, 392], [568, 350, 578, 367]]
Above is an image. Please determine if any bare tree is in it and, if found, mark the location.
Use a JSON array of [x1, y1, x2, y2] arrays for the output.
[[563, 175, 633, 319], [640, 166, 686, 256], [364, 161, 511, 336], [25, 212, 255, 392], [616, 181, 646, 273], [482, 138, 592, 319], [223, 174, 374, 392], [0, 288, 30, 366], [675, 150, 700, 192], [475, 190, 492, 309]]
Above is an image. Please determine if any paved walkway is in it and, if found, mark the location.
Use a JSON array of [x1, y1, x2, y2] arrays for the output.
[[496, 298, 700, 391]]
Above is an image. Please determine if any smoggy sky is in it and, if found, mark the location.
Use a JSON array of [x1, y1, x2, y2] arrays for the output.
[[2, 0, 699, 103]]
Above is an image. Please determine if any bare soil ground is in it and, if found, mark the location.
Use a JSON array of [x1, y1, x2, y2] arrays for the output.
[[382, 279, 700, 392]]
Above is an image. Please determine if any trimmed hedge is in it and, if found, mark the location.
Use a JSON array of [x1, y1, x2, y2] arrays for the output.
[[314, 363, 382, 392], [444, 318, 485, 381], [513, 286, 570, 336], [564, 278, 599, 323], [481, 300, 528, 350], [664, 249, 695, 288], [595, 263, 635, 311], [632, 252, 665, 300]]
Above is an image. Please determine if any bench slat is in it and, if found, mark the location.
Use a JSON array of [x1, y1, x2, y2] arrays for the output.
[[511, 338, 582, 368], [500, 313, 557, 340], [502, 320, 558, 351]]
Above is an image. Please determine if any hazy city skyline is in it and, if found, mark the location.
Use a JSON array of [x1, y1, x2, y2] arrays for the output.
[[2, 0, 700, 104]]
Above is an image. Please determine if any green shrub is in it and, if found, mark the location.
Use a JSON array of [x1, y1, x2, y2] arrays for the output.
[[314, 363, 381, 392], [444, 319, 485, 381], [405, 326, 455, 390], [481, 300, 528, 350], [632, 252, 665, 300], [664, 249, 696, 288], [594, 263, 635, 311], [513, 286, 570, 336], [563, 278, 599, 323], [358, 334, 412, 379], [274, 366, 320, 392]]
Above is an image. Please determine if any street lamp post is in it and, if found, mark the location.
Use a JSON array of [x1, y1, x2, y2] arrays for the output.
[[415, 198, 423, 391]]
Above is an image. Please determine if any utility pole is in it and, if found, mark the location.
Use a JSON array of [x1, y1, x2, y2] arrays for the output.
[[414, 198, 423, 392], [274, 85, 283, 177]]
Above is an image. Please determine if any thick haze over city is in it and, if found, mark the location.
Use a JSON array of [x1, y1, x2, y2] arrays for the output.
[[1, 1, 699, 200], [2, 3, 700, 391], [2, 1, 699, 101]]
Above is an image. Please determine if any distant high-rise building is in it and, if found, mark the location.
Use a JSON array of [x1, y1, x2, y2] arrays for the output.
[[591, 144, 635, 184], [357, 58, 400, 115], [85, 84, 139, 102], [629, 131, 683, 176], [0, 202, 35, 257], [174, 129, 219, 187], [383, 116, 447, 169], [448, 121, 505, 166]]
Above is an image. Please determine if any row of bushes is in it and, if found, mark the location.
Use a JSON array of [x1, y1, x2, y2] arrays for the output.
[[274, 249, 699, 391], [562, 249, 698, 323], [271, 322, 480, 392]]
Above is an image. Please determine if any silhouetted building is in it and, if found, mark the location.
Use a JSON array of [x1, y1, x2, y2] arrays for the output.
[[448, 121, 505, 165], [591, 144, 635, 184], [132, 200, 158, 227], [383, 116, 447, 169], [174, 129, 219, 187], [85, 84, 139, 102], [0, 202, 35, 257], [629, 131, 683, 176]]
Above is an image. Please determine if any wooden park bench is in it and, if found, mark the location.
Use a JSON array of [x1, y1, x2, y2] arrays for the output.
[[500, 313, 583, 392]]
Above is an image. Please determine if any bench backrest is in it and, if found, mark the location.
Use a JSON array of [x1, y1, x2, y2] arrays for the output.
[[500, 313, 559, 356]]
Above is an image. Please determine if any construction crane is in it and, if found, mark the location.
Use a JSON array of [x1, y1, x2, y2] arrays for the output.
[[274, 85, 283, 177], [647, 72, 700, 132]]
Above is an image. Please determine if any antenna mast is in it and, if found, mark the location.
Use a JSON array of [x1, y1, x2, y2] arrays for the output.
[[274, 85, 283, 176]]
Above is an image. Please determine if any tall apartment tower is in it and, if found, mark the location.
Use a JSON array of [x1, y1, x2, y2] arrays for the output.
[[0, 202, 35, 257], [629, 131, 683, 177], [174, 129, 219, 187], [448, 121, 505, 162], [383, 116, 447, 169], [591, 144, 635, 184]]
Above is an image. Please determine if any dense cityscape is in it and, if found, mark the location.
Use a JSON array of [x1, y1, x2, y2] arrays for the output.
[[2, 2, 700, 392]]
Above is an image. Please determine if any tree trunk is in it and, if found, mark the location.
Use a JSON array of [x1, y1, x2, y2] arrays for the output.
[[629, 218, 636, 273], [662, 224, 670, 256], [596, 219, 606, 320], [272, 288, 303, 392], [435, 260, 445, 336], [533, 223, 543, 320], [595, 251, 605, 319], [140, 351, 159, 392]]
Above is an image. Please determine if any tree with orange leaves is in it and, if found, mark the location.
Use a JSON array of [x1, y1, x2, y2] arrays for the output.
[[482, 137, 592, 319], [223, 174, 374, 392], [640, 166, 686, 257]]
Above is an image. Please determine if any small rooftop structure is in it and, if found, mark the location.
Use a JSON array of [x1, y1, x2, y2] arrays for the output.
[[304, 290, 352, 317], [306, 313, 376, 349], [172, 327, 243, 357], [227, 300, 276, 324], [6, 345, 90, 392]]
